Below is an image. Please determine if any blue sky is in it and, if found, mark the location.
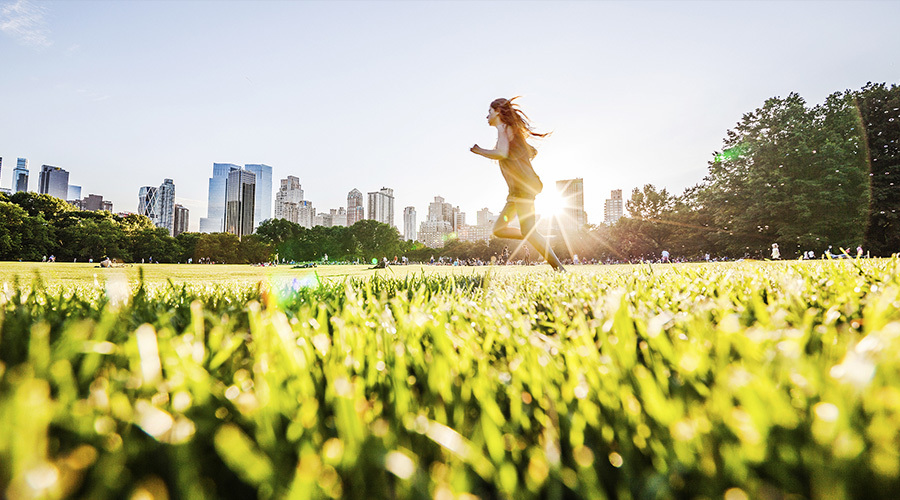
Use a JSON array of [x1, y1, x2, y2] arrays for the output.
[[1, 0, 898, 232]]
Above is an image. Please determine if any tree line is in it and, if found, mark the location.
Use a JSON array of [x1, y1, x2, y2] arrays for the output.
[[0, 192, 262, 263], [570, 81, 898, 261], [1, 82, 896, 263]]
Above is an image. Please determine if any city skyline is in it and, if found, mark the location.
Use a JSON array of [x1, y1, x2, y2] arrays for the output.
[[0, 151, 601, 241], [3, 1, 896, 231]]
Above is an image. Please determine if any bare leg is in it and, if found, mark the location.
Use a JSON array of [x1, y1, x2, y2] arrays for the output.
[[515, 199, 565, 271], [492, 201, 524, 240]]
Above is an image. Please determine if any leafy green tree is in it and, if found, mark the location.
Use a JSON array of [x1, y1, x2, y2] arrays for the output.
[[238, 235, 273, 263], [700, 92, 868, 257], [626, 184, 675, 221], [0, 202, 53, 261], [6, 192, 73, 220], [665, 185, 720, 259], [328, 225, 359, 261], [256, 218, 300, 247], [256, 218, 308, 262], [622, 184, 676, 254], [128, 227, 174, 263], [609, 217, 659, 260], [856, 82, 900, 255], [195, 233, 240, 263], [58, 217, 128, 261], [401, 240, 435, 263], [0, 202, 25, 259], [119, 213, 156, 233], [174, 232, 202, 262], [350, 220, 401, 262]]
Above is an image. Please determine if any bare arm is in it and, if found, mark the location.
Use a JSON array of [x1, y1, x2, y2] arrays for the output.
[[470, 124, 510, 160]]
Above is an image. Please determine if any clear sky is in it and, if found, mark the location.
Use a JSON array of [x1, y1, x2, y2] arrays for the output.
[[2, 0, 898, 232]]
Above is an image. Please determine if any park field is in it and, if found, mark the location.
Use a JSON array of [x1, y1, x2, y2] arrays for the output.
[[1, 259, 900, 499], [0, 261, 568, 289]]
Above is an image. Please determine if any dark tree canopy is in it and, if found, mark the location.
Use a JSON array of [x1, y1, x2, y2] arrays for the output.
[[698, 91, 870, 256], [856, 82, 900, 255]]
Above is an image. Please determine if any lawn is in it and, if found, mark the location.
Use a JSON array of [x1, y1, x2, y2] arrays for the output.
[[1, 258, 899, 499], [0, 261, 568, 289]]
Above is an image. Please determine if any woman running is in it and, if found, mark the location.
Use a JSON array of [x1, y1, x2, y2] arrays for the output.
[[470, 97, 565, 272]]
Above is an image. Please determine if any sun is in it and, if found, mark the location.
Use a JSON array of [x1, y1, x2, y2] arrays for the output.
[[535, 189, 567, 219]]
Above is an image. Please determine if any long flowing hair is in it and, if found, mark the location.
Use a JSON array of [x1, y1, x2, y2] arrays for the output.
[[490, 97, 549, 141]]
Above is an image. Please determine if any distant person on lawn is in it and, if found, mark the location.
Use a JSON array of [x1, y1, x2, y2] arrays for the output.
[[470, 97, 564, 272]]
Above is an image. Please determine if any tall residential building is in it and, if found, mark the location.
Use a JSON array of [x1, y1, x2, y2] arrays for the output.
[[297, 200, 315, 229], [454, 210, 466, 232], [314, 212, 332, 227], [604, 189, 624, 225], [331, 207, 348, 227], [274, 176, 304, 223], [476, 208, 496, 228], [38, 165, 69, 199], [200, 163, 240, 233], [14, 158, 28, 192], [428, 196, 449, 222], [244, 164, 272, 229], [427, 196, 463, 231], [418, 220, 453, 248], [403, 206, 417, 241], [457, 208, 495, 244], [225, 168, 256, 239], [347, 189, 364, 227], [368, 187, 394, 227], [157, 178, 176, 236], [556, 178, 586, 234], [138, 186, 159, 225], [174, 204, 189, 236], [67, 185, 82, 201], [418, 196, 458, 247]]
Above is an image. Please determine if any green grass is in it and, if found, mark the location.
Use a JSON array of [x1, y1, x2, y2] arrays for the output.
[[1, 259, 899, 499], [0, 262, 566, 289]]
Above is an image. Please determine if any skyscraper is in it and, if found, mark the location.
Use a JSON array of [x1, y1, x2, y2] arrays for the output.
[[556, 178, 586, 234], [274, 176, 304, 223], [67, 185, 82, 201], [604, 189, 624, 225], [225, 168, 256, 239], [38, 165, 69, 199], [367, 187, 394, 227], [174, 204, 189, 236], [14, 158, 28, 192], [244, 164, 272, 229], [157, 179, 176, 236], [200, 163, 240, 233], [347, 189, 364, 227], [403, 206, 417, 241], [138, 186, 159, 225]]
